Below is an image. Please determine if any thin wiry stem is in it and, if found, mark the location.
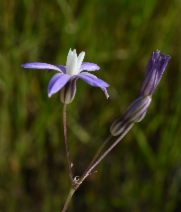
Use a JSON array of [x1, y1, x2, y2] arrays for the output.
[[81, 123, 133, 181], [62, 188, 75, 212], [79, 134, 112, 182], [62, 123, 133, 211], [63, 104, 73, 184]]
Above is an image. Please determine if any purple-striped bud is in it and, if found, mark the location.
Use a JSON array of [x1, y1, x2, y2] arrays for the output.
[[110, 96, 151, 136], [139, 50, 170, 96], [60, 76, 78, 104]]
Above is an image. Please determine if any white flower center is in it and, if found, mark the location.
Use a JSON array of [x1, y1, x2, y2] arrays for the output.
[[66, 49, 85, 76]]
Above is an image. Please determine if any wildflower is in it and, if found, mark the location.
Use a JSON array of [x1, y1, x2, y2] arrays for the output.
[[110, 96, 151, 136], [110, 50, 171, 136], [139, 50, 171, 96], [21, 49, 109, 104]]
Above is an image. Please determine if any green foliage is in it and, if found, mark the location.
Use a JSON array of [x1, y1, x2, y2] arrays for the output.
[[0, 0, 181, 211]]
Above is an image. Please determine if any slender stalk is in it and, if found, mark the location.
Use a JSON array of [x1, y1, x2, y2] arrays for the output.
[[81, 123, 133, 181], [62, 123, 133, 211], [63, 104, 73, 184], [80, 134, 112, 182], [62, 188, 75, 212]]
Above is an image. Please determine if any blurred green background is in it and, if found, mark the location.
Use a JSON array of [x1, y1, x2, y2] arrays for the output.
[[0, 0, 181, 211]]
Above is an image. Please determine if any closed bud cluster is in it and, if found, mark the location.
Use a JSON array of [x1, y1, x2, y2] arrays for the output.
[[110, 96, 151, 136]]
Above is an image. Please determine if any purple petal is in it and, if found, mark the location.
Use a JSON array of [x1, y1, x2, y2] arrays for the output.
[[79, 62, 100, 72], [21, 62, 63, 72], [78, 72, 109, 87], [101, 87, 109, 99], [144, 50, 160, 76], [155, 54, 170, 87], [78, 72, 109, 98], [48, 73, 71, 97], [139, 51, 170, 96], [55, 65, 66, 73], [139, 65, 158, 96]]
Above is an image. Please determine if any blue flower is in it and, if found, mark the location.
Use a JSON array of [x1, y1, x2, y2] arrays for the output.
[[22, 49, 109, 103]]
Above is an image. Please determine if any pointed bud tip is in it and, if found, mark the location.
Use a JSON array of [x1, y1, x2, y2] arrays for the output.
[[140, 50, 171, 96]]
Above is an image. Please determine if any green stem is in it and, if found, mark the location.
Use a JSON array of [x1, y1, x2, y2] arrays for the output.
[[62, 188, 75, 212], [62, 123, 133, 211], [86, 123, 133, 177], [63, 104, 73, 184], [79, 134, 112, 182]]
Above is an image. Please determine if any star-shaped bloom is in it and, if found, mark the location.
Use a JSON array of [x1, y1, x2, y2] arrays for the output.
[[21, 49, 109, 104]]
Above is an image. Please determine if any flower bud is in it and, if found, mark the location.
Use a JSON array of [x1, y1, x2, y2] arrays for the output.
[[60, 76, 78, 104], [110, 96, 151, 136], [135, 111, 147, 122], [139, 50, 170, 96]]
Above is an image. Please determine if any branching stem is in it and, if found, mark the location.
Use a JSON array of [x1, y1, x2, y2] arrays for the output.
[[87, 123, 133, 176], [62, 120, 133, 212], [79, 134, 112, 182]]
